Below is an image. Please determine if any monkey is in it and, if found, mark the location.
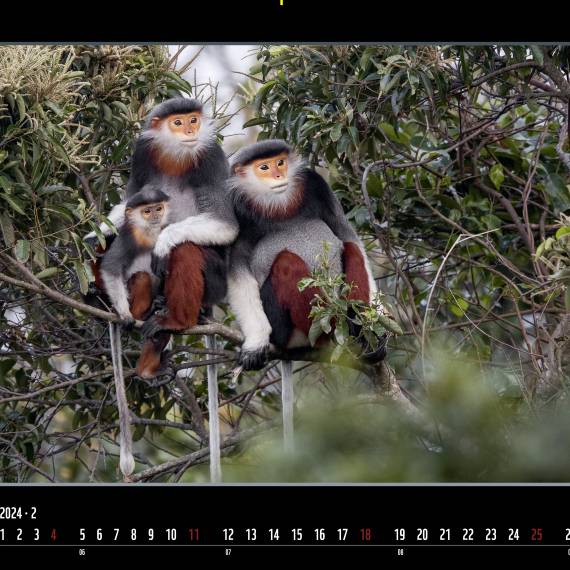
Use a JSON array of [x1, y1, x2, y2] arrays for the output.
[[86, 98, 238, 378], [100, 186, 170, 328], [99, 186, 171, 480], [227, 139, 385, 371]]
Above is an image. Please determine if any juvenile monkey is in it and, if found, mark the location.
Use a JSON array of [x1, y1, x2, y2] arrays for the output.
[[100, 186, 170, 326]]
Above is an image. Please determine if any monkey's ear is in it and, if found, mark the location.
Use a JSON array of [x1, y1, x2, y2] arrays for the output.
[[150, 117, 161, 129], [125, 207, 133, 216], [235, 165, 247, 176]]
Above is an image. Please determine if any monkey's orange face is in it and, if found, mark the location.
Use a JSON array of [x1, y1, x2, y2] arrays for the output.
[[155, 112, 202, 144], [240, 153, 289, 192], [128, 203, 167, 226]]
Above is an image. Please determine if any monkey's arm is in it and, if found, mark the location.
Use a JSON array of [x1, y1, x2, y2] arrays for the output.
[[153, 189, 238, 259], [310, 170, 378, 296], [99, 242, 134, 322], [227, 240, 272, 370]]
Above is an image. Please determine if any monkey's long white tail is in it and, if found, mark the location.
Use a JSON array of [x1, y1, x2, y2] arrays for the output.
[[281, 360, 294, 453], [205, 334, 221, 483], [109, 323, 135, 480]]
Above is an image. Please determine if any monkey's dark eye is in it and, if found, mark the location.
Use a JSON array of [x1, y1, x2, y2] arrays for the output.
[[174, 120, 182, 126], [190, 117, 198, 124], [156, 206, 162, 212], [260, 164, 269, 171], [144, 208, 151, 215], [277, 159, 285, 166]]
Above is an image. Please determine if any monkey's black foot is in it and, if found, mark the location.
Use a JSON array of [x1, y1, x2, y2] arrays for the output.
[[239, 345, 270, 371], [120, 316, 136, 331], [141, 315, 166, 339], [198, 306, 213, 324], [87, 282, 101, 296], [360, 334, 388, 364], [151, 253, 169, 282], [148, 295, 167, 316]]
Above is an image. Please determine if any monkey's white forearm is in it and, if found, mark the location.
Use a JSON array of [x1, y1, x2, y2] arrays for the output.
[[84, 203, 126, 239], [153, 213, 238, 257], [228, 269, 272, 351], [100, 270, 132, 320]]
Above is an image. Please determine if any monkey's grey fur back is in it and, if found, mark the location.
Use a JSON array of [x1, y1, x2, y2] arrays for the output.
[[249, 219, 343, 287]]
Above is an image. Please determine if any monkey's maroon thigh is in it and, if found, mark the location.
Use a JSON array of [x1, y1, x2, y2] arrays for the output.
[[161, 243, 205, 330], [342, 242, 371, 303], [270, 251, 319, 336], [127, 272, 154, 320]]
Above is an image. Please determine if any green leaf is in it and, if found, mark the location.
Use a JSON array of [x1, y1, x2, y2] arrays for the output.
[[489, 164, 504, 190], [377, 315, 403, 336], [308, 320, 323, 347], [555, 227, 570, 239], [0, 212, 15, 247], [298, 277, 315, 291], [73, 260, 89, 295], [242, 117, 272, 128], [35, 267, 59, 280], [334, 320, 348, 345], [43, 206, 75, 223], [253, 80, 278, 111], [330, 344, 345, 363], [15, 94, 26, 122], [320, 314, 332, 334], [330, 123, 343, 142], [14, 239, 30, 263], [0, 193, 26, 216], [99, 214, 118, 235], [449, 295, 469, 317], [545, 172, 570, 212]]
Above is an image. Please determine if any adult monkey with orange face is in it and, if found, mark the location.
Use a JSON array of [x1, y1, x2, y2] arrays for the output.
[[228, 139, 386, 369], [228, 140, 385, 451], [87, 98, 238, 378]]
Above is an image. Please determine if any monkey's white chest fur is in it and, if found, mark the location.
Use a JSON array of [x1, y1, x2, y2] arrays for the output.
[[161, 178, 200, 224], [125, 250, 155, 280]]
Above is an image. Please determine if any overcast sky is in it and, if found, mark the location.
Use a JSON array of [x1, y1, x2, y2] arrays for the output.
[[170, 45, 260, 153]]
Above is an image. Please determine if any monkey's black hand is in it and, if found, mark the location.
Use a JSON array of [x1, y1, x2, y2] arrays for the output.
[[151, 253, 169, 282], [141, 314, 165, 339], [239, 345, 270, 371], [84, 234, 100, 252], [360, 333, 388, 364], [85, 234, 109, 258]]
